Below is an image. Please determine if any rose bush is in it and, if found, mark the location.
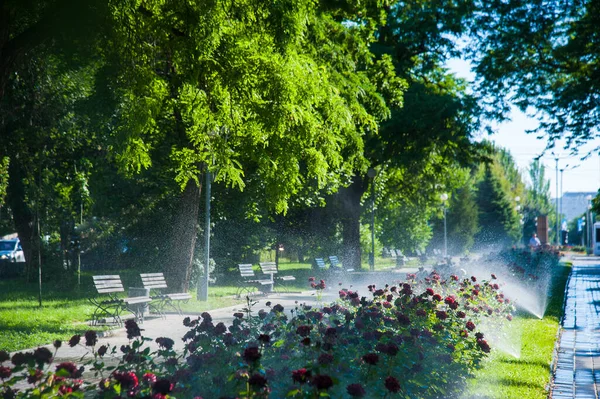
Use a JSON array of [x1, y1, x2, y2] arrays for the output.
[[0, 271, 514, 398]]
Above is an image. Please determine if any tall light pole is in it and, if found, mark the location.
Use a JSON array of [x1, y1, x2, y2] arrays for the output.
[[587, 194, 593, 252], [441, 193, 448, 259], [555, 156, 559, 246], [515, 196, 523, 245], [197, 169, 211, 301], [367, 168, 377, 271]]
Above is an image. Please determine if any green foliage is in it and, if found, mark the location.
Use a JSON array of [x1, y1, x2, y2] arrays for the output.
[[474, 148, 522, 248], [101, 0, 404, 216], [0, 157, 8, 207], [447, 180, 480, 255], [468, 0, 600, 149]]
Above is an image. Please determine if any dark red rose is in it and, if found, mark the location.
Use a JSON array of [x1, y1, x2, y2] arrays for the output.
[[397, 313, 411, 326], [416, 309, 427, 317], [475, 332, 484, 339], [272, 304, 284, 312], [0, 366, 11, 379], [312, 374, 334, 390], [124, 319, 141, 339], [152, 378, 173, 394], [113, 371, 139, 389], [55, 362, 80, 378], [436, 310, 448, 320], [242, 346, 261, 363], [385, 376, 401, 393], [201, 312, 212, 321], [432, 294, 442, 302], [248, 374, 268, 388], [33, 347, 53, 365], [233, 312, 244, 319], [386, 343, 399, 356], [292, 368, 311, 384], [457, 311, 466, 318], [0, 351, 9, 363], [155, 337, 175, 350], [143, 373, 157, 384], [68, 335, 81, 347], [347, 383, 366, 397], [27, 369, 43, 384], [296, 325, 312, 337], [471, 276, 477, 282], [301, 337, 311, 346], [477, 338, 491, 353], [258, 334, 270, 343], [97, 345, 108, 357], [425, 288, 434, 296], [84, 330, 98, 347], [53, 340, 62, 349], [466, 321, 476, 331], [214, 322, 227, 334], [318, 353, 334, 365], [362, 353, 379, 365]]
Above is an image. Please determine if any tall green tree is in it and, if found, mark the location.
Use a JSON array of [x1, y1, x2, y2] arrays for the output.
[[468, 0, 600, 149], [330, 0, 486, 270], [474, 147, 522, 247], [97, 0, 404, 290], [446, 176, 479, 255]]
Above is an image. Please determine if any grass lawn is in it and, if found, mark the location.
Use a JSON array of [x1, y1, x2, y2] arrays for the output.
[[464, 261, 571, 399]]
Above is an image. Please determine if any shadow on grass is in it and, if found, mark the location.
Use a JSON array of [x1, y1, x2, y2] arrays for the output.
[[0, 322, 90, 335], [500, 357, 551, 370], [496, 378, 543, 389]]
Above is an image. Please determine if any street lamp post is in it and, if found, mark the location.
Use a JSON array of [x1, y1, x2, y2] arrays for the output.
[[554, 156, 559, 246], [197, 169, 211, 301], [440, 193, 448, 259], [367, 168, 377, 272], [587, 194, 593, 252]]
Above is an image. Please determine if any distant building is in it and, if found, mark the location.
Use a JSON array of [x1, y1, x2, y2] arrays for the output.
[[559, 192, 597, 221]]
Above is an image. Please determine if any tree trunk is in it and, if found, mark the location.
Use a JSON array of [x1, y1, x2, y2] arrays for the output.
[[337, 177, 368, 271], [5, 160, 35, 279], [166, 178, 202, 292]]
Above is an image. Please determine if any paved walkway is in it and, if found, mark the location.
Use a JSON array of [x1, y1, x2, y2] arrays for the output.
[[552, 257, 600, 399]]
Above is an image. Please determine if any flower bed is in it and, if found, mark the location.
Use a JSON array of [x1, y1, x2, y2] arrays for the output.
[[0, 271, 514, 398]]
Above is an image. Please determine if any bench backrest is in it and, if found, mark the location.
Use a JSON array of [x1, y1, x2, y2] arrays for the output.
[[92, 275, 125, 294], [328, 256, 340, 267], [140, 273, 169, 290], [259, 262, 278, 275], [238, 264, 256, 278], [315, 258, 326, 269]]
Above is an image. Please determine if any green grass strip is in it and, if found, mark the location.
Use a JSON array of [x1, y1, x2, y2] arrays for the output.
[[464, 261, 571, 399]]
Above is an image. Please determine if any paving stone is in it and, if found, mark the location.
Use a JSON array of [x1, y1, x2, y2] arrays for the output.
[[551, 260, 600, 398]]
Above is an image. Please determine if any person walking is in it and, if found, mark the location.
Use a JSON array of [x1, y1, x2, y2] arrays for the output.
[[529, 233, 541, 249]]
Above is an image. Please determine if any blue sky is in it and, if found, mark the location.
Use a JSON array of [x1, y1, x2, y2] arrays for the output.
[[447, 59, 600, 196]]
